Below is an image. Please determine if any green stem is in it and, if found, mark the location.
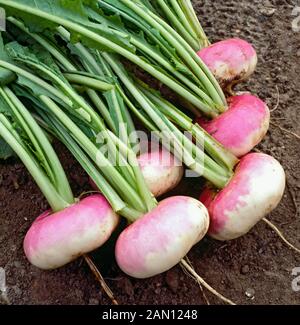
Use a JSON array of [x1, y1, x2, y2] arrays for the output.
[[119, 0, 225, 109], [169, 0, 199, 41], [128, 35, 215, 109], [138, 84, 238, 171], [1, 87, 74, 203], [116, 84, 158, 132], [11, 58, 106, 133], [58, 27, 152, 139], [178, 0, 210, 48], [42, 113, 125, 211], [97, 128, 137, 190], [104, 53, 230, 188], [0, 116, 71, 212], [63, 73, 114, 91], [39, 95, 147, 213], [0, 60, 71, 104], [11, 23, 117, 134], [86, 89, 117, 133], [0, 113, 24, 145], [157, 0, 200, 51], [107, 130, 157, 212], [0, 1, 218, 116], [36, 94, 144, 222], [5, 27, 137, 190]]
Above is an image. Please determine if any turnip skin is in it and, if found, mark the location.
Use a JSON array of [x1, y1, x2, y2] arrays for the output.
[[197, 38, 257, 89], [197, 94, 270, 157], [137, 149, 184, 197], [24, 195, 119, 270], [115, 196, 209, 279], [90, 149, 184, 198], [199, 153, 286, 241]]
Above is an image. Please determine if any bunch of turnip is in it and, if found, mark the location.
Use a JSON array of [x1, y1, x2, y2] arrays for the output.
[[0, 28, 219, 302], [106, 0, 289, 243], [0, 0, 296, 306]]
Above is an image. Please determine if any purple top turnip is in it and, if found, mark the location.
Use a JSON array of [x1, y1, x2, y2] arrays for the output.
[[197, 94, 270, 157], [133, 148, 184, 197], [115, 196, 209, 278], [199, 153, 286, 241], [197, 38, 257, 90], [24, 195, 120, 269]]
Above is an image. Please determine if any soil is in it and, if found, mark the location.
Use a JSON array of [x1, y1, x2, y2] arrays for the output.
[[1, 0, 300, 305]]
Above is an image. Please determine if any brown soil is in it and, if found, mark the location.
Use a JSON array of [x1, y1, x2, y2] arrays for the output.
[[1, 0, 300, 305]]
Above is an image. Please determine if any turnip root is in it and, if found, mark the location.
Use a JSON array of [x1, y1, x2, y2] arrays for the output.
[[137, 149, 184, 197], [197, 94, 270, 157], [197, 38, 257, 89], [90, 149, 184, 198], [24, 195, 120, 269], [199, 153, 286, 241], [115, 196, 209, 279]]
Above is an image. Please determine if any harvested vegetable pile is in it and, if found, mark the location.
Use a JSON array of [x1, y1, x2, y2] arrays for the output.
[[0, 0, 299, 305]]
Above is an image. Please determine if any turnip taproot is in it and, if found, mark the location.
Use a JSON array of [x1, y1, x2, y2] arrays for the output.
[[197, 94, 270, 157], [197, 38, 257, 90], [116, 196, 209, 279], [24, 195, 120, 269], [199, 153, 286, 241]]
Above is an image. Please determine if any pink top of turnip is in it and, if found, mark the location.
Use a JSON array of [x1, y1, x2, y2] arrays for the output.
[[24, 194, 120, 269], [90, 148, 184, 198], [137, 148, 184, 197], [197, 38, 257, 88], [198, 94, 270, 157]]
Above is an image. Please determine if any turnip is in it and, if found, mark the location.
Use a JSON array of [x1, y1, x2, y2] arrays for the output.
[[24, 195, 119, 269], [197, 38, 258, 91], [0, 15, 238, 304], [0, 86, 120, 270], [90, 148, 184, 198], [137, 148, 184, 197], [199, 153, 286, 241], [1, 38, 210, 281], [115, 196, 209, 279], [5, 67, 208, 281], [197, 94, 270, 157], [101, 48, 298, 257]]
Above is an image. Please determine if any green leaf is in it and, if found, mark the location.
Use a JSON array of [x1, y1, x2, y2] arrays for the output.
[[16, 75, 66, 107], [3, 0, 91, 32], [0, 136, 14, 159], [5, 41, 68, 83], [1, 0, 135, 53], [0, 34, 17, 85], [0, 92, 13, 116]]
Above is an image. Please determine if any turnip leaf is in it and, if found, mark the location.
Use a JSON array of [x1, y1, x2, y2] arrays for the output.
[[0, 136, 14, 159]]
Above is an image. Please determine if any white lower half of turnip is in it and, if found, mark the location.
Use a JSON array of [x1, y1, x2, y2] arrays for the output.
[[115, 196, 209, 279]]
